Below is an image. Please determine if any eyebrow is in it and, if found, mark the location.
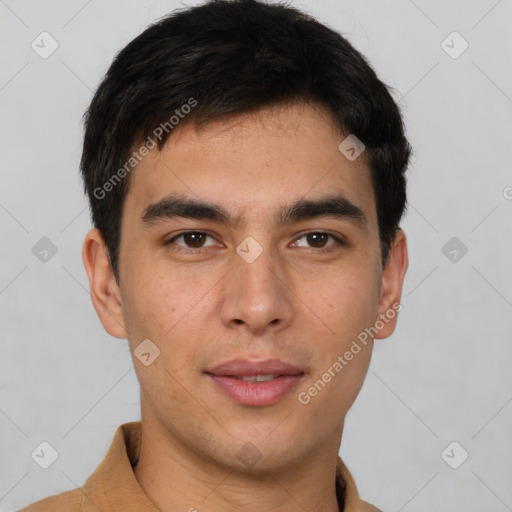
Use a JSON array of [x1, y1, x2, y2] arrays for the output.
[[141, 193, 367, 230]]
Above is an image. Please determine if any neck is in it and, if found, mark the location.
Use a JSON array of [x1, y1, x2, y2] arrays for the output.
[[133, 414, 344, 512]]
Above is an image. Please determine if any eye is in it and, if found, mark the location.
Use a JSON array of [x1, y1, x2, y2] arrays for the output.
[[292, 232, 345, 251], [165, 231, 217, 252], [164, 230, 345, 254]]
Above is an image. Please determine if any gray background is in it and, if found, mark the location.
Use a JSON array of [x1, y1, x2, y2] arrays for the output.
[[1, 0, 511, 511]]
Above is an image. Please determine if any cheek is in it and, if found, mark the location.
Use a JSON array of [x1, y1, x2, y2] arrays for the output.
[[300, 264, 380, 407], [320, 268, 381, 338], [120, 274, 197, 402], [120, 266, 175, 345], [120, 266, 207, 374]]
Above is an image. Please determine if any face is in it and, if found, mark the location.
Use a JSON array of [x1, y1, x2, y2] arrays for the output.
[[83, 101, 407, 474]]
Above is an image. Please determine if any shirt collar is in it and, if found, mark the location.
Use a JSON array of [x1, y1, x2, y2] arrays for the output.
[[80, 421, 379, 512]]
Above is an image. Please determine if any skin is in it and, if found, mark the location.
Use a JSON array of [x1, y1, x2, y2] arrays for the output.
[[82, 101, 408, 512]]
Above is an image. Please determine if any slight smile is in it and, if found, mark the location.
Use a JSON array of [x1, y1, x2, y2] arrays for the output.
[[205, 358, 305, 407]]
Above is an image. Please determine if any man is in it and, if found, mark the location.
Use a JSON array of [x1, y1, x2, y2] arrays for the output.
[[20, 0, 410, 510]]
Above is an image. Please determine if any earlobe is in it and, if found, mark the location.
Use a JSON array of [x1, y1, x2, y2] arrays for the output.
[[82, 228, 127, 339], [374, 229, 408, 340]]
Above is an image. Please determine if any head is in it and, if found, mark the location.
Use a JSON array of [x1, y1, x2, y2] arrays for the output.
[[82, 0, 410, 474]]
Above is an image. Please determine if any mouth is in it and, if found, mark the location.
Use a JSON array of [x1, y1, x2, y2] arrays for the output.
[[234, 374, 281, 383], [205, 358, 305, 407]]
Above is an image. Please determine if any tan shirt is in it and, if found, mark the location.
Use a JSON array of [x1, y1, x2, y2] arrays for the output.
[[18, 421, 382, 512]]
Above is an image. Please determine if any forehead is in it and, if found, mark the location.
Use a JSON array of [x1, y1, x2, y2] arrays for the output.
[[123, 102, 377, 229]]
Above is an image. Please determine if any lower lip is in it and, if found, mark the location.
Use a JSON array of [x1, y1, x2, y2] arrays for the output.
[[208, 374, 304, 406]]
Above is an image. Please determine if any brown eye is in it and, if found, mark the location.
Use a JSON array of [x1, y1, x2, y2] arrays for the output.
[[166, 231, 216, 250], [306, 233, 329, 248], [182, 232, 207, 248], [293, 232, 344, 250]]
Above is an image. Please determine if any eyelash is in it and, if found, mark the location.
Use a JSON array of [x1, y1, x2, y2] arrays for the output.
[[164, 230, 345, 254]]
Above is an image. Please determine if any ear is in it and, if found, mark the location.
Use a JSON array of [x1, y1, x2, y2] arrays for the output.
[[374, 229, 408, 340], [82, 228, 127, 339]]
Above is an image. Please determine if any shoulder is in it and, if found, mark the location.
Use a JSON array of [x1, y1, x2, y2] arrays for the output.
[[16, 488, 83, 512]]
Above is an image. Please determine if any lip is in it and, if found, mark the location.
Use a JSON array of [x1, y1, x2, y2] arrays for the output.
[[206, 358, 303, 376], [205, 358, 304, 407]]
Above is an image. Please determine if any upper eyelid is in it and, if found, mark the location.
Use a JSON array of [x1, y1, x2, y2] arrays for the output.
[[167, 230, 344, 247], [167, 231, 217, 245], [291, 232, 345, 247]]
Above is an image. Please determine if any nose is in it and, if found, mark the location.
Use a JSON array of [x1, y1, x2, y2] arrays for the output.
[[219, 244, 295, 337]]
